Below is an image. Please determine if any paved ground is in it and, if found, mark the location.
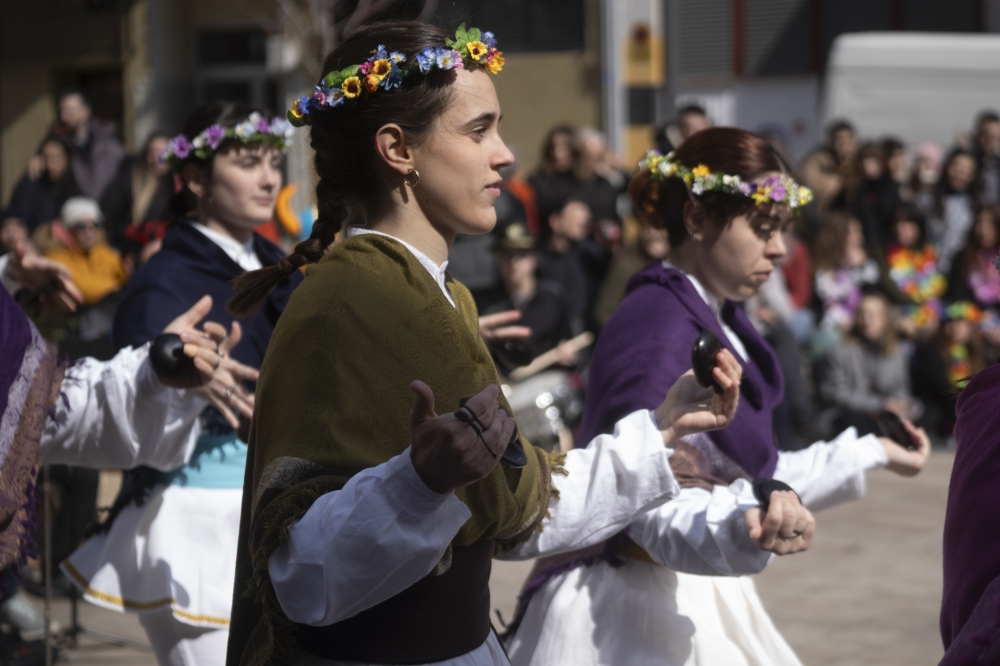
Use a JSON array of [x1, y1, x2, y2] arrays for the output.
[[24, 451, 953, 665]]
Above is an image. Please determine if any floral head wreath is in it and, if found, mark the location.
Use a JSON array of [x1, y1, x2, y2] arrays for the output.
[[639, 149, 814, 210], [945, 301, 984, 324], [159, 112, 294, 170], [287, 24, 503, 127]]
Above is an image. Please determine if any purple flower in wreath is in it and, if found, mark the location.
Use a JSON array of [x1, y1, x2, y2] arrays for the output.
[[738, 181, 755, 196], [761, 175, 780, 189], [204, 124, 226, 149], [770, 184, 787, 202], [255, 116, 271, 133], [173, 135, 193, 160], [483, 31, 497, 49]]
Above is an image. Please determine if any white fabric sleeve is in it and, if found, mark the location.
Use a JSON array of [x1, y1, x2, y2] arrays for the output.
[[625, 479, 773, 576], [499, 410, 680, 561], [0, 254, 20, 296], [269, 449, 472, 626], [772, 427, 888, 512], [39, 343, 205, 471]]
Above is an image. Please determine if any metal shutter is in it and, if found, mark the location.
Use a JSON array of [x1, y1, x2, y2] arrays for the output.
[[904, 0, 980, 32], [744, 0, 811, 76], [677, 0, 733, 76]]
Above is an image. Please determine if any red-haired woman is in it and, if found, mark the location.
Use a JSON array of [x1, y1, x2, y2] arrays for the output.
[[507, 128, 932, 666]]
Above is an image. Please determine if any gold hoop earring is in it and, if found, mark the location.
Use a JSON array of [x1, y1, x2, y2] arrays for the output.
[[404, 168, 421, 188]]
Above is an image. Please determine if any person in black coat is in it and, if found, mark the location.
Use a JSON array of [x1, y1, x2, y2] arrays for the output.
[[100, 132, 173, 252], [6, 138, 79, 233]]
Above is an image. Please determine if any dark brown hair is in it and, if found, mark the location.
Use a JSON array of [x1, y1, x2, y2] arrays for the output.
[[538, 124, 583, 179], [811, 210, 859, 272], [227, 20, 457, 317], [168, 101, 272, 218], [627, 127, 786, 248]]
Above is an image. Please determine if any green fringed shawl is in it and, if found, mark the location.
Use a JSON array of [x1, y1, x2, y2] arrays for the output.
[[226, 233, 556, 666]]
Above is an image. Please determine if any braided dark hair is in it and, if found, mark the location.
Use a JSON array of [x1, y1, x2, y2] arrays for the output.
[[227, 20, 457, 317]]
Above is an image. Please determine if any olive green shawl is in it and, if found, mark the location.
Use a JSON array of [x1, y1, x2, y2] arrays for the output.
[[227, 233, 557, 666]]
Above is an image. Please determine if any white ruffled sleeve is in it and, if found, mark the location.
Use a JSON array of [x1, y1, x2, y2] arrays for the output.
[[39, 344, 204, 471], [270, 409, 680, 626], [626, 479, 772, 576], [772, 427, 887, 512]]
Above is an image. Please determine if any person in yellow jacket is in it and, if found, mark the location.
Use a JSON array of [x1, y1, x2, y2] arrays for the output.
[[45, 196, 128, 305]]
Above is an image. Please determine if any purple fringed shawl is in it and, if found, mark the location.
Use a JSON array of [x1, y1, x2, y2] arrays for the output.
[[940, 363, 1000, 653], [0, 287, 66, 569], [578, 262, 783, 478]]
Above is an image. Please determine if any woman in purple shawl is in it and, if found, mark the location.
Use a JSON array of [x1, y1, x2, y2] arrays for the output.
[[507, 129, 932, 666], [939, 360, 1000, 664]]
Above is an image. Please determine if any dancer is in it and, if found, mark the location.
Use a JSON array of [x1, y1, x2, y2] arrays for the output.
[[507, 128, 932, 666], [221, 21, 808, 666], [0, 247, 257, 571], [62, 102, 302, 664]]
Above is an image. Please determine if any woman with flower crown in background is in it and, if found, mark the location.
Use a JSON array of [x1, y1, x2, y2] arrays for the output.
[[505, 128, 933, 666], [62, 101, 303, 665], [213, 21, 822, 666]]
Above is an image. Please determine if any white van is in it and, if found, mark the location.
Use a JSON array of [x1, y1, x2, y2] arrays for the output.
[[822, 32, 1000, 147]]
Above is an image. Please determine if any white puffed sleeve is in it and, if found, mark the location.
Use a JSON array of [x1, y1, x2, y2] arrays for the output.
[[772, 427, 887, 512], [40, 344, 204, 471]]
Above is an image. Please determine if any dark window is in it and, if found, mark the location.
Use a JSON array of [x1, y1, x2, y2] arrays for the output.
[[433, 0, 584, 53], [198, 28, 267, 66], [675, 0, 733, 77], [744, 0, 811, 76], [821, 0, 892, 58], [202, 81, 252, 104], [904, 0, 980, 31]]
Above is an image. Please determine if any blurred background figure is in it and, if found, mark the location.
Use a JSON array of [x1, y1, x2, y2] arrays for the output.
[[884, 203, 946, 340], [530, 125, 584, 230], [855, 141, 900, 251], [928, 148, 979, 273], [911, 302, 987, 443], [653, 103, 712, 154], [52, 89, 125, 201], [592, 225, 668, 329], [801, 120, 858, 213], [0, 214, 29, 255], [44, 196, 127, 307], [973, 111, 1000, 205], [538, 198, 601, 335], [7, 138, 79, 234], [906, 141, 944, 210], [947, 206, 1000, 325], [821, 289, 915, 436], [100, 131, 173, 254]]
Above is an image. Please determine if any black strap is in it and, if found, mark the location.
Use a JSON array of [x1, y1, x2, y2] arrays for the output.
[[752, 478, 798, 513]]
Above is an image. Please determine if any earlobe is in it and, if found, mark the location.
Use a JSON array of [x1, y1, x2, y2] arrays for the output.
[[374, 123, 413, 178], [182, 163, 207, 199]]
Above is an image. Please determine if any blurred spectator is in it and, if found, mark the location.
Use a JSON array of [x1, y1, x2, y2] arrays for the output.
[[780, 228, 815, 342], [973, 111, 1000, 205], [483, 221, 573, 364], [946, 205, 1000, 316], [0, 215, 29, 255], [927, 148, 979, 273], [529, 125, 584, 230], [100, 131, 173, 251], [450, 188, 527, 310], [576, 126, 626, 230], [800, 120, 858, 213], [911, 301, 986, 439], [653, 104, 712, 154], [855, 141, 900, 250], [52, 89, 126, 200], [812, 212, 888, 345], [6, 138, 79, 233], [44, 197, 127, 306], [884, 204, 946, 338], [905, 141, 943, 210], [821, 289, 915, 436], [537, 198, 597, 334], [500, 157, 540, 236], [884, 138, 909, 187], [592, 225, 668, 328]]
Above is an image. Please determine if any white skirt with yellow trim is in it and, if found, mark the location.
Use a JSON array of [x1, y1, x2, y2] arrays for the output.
[[62, 485, 242, 629]]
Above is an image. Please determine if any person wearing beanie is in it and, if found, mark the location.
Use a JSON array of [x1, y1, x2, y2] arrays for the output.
[[44, 196, 128, 305]]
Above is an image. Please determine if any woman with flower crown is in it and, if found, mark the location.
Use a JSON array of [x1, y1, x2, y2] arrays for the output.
[[61, 101, 305, 665], [504, 128, 934, 666], [216, 20, 821, 666]]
